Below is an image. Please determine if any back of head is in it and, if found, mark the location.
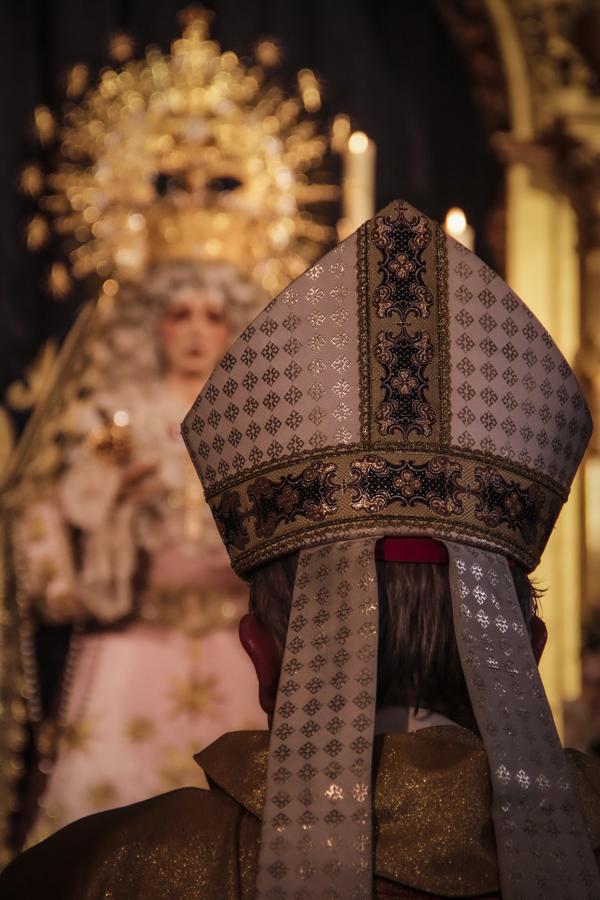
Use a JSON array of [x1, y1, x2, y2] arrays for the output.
[[251, 551, 538, 726]]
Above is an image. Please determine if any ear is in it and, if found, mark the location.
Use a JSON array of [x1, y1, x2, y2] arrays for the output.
[[531, 614, 548, 664], [239, 613, 281, 719]]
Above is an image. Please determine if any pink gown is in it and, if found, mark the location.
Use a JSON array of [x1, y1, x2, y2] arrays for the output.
[[21, 384, 264, 843]]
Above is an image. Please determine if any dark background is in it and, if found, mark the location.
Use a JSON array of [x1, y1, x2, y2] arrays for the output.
[[0, 0, 503, 400]]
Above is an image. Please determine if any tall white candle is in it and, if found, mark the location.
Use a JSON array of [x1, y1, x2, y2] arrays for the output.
[[340, 131, 376, 239]]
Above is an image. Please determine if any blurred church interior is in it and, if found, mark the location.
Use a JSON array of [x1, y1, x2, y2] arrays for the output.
[[1, 0, 600, 864]]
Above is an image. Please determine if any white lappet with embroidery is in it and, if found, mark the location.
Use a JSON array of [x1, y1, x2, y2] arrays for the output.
[[183, 199, 598, 899]]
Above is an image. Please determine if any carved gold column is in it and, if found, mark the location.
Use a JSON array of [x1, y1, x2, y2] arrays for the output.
[[478, 0, 600, 731], [496, 137, 584, 721], [570, 148, 600, 616]]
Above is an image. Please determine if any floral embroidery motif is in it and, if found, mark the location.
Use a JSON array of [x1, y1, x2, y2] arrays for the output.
[[374, 329, 436, 438], [371, 202, 438, 441], [472, 467, 544, 541], [212, 490, 250, 550], [349, 455, 465, 515], [371, 204, 432, 320], [247, 462, 339, 538]]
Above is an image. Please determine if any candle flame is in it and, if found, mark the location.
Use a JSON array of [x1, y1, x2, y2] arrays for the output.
[[445, 207, 468, 236], [348, 131, 369, 154]]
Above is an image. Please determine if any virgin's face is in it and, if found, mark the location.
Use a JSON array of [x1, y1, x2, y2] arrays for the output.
[[158, 289, 230, 379]]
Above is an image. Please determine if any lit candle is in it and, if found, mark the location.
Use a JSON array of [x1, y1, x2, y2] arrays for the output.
[[444, 207, 475, 251], [330, 114, 351, 155], [339, 131, 376, 239]]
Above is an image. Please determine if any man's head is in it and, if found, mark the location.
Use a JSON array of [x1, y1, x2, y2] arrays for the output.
[[184, 197, 595, 896], [239, 541, 547, 725]]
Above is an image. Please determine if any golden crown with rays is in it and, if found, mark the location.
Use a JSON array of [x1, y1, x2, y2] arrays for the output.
[[22, 8, 337, 298]]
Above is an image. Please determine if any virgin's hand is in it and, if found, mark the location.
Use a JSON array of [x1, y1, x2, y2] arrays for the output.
[[149, 546, 245, 592], [59, 454, 160, 529]]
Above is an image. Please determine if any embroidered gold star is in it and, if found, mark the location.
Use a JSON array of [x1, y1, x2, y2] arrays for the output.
[[85, 781, 118, 808], [168, 675, 222, 718], [125, 716, 155, 743], [59, 718, 94, 752]]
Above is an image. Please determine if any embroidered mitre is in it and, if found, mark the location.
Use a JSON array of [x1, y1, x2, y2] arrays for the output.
[[183, 199, 591, 576]]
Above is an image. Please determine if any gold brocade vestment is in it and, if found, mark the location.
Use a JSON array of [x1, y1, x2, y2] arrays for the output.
[[2, 727, 600, 899]]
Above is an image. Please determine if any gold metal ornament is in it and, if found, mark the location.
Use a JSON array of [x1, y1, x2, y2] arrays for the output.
[[23, 9, 337, 298]]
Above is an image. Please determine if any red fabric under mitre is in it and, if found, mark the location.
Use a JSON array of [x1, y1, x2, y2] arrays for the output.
[[374, 538, 521, 573], [374, 537, 449, 564]]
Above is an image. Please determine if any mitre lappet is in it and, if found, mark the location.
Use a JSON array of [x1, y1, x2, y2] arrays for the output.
[[182, 199, 599, 899]]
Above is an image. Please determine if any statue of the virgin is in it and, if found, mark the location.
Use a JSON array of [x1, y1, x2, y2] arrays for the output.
[[1, 10, 334, 852]]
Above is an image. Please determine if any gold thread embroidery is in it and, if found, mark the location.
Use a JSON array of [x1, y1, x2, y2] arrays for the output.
[[357, 222, 371, 446], [436, 224, 452, 448], [212, 450, 562, 576], [201, 436, 568, 504], [367, 200, 442, 448]]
